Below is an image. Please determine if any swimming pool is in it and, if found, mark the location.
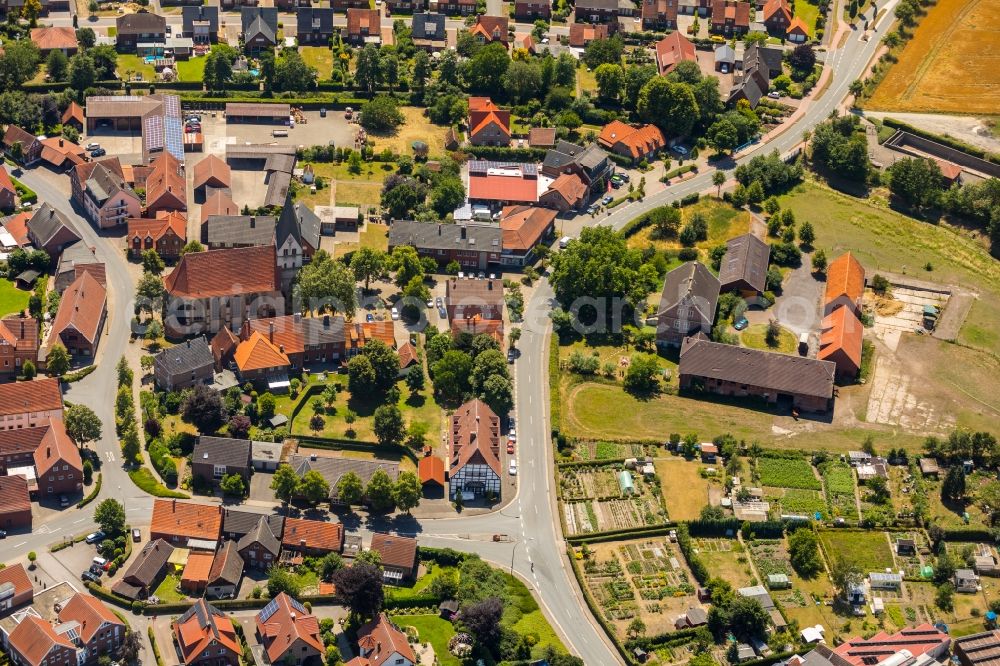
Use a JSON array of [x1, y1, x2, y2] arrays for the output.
[[144, 56, 157, 64]]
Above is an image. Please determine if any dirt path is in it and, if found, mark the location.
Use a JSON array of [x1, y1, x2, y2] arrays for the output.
[[934, 288, 975, 342]]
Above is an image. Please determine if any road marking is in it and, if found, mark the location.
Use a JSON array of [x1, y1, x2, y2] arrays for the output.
[[73, 518, 85, 524], [105, 451, 115, 462], [13, 542, 25, 548]]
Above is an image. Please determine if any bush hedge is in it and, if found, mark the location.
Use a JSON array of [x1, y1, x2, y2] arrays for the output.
[[62, 365, 97, 383], [77, 472, 102, 508], [418, 546, 472, 566], [548, 333, 561, 434], [148, 627, 166, 666], [466, 146, 549, 162], [127, 467, 188, 499]]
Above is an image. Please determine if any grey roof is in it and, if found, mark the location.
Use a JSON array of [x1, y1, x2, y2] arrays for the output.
[[265, 171, 292, 208], [182, 5, 219, 34], [575, 0, 619, 10], [729, 73, 765, 108], [56, 241, 98, 277], [657, 261, 720, 327], [193, 436, 252, 470], [28, 203, 80, 247], [737, 585, 776, 610], [715, 44, 736, 63], [222, 508, 285, 538], [205, 215, 276, 247], [246, 14, 275, 43], [297, 7, 334, 34], [154, 336, 213, 378], [241, 7, 279, 36], [543, 140, 609, 178], [274, 190, 301, 250], [719, 233, 770, 293], [752, 44, 784, 75], [116, 11, 166, 35], [289, 454, 399, 500], [389, 221, 502, 253], [686, 606, 708, 624], [85, 162, 134, 205], [294, 203, 321, 250], [680, 338, 836, 400], [412, 12, 446, 41], [264, 153, 296, 174], [207, 540, 244, 587], [120, 538, 173, 588], [236, 515, 281, 557]]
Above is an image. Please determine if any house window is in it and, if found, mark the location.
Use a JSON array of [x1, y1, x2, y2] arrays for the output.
[[213, 465, 226, 478]]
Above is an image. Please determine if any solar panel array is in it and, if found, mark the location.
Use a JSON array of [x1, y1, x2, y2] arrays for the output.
[[258, 597, 281, 622], [162, 95, 185, 162], [468, 160, 538, 176]]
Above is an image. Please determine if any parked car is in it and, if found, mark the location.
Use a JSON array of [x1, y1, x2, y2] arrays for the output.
[[435, 297, 443, 308], [92, 557, 108, 569], [734, 316, 749, 331], [767, 91, 781, 99], [508, 461, 517, 476], [390, 307, 400, 321], [601, 195, 613, 205], [0, 530, 6, 539], [82, 571, 101, 583], [507, 441, 514, 454], [477, 271, 486, 279], [610, 180, 622, 189], [89, 148, 106, 158], [587, 204, 598, 214], [85, 142, 100, 151], [509, 426, 516, 439], [426, 298, 434, 308], [507, 349, 515, 364], [365, 312, 374, 322], [672, 145, 690, 155], [132, 528, 141, 542], [85, 531, 105, 544]]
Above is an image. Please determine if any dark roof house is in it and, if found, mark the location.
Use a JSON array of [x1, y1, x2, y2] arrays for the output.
[[655, 262, 720, 346], [719, 233, 770, 294]]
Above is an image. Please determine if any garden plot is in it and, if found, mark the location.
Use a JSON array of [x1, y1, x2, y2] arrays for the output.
[[821, 460, 859, 520], [562, 467, 629, 501], [562, 465, 667, 535], [764, 488, 828, 519], [693, 538, 759, 589], [819, 530, 895, 573], [757, 457, 822, 490], [575, 440, 649, 462]]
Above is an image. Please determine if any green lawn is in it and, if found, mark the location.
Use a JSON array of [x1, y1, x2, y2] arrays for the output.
[[503, 573, 567, 659], [740, 324, 798, 354], [153, 573, 187, 603], [300, 46, 334, 80], [818, 530, 894, 572], [626, 197, 751, 258], [116, 54, 156, 82], [176, 57, 206, 82], [0, 280, 32, 317], [793, 0, 820, 35], [394, 615, 461, 666]]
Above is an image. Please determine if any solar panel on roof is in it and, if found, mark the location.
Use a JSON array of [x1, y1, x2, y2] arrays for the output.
[[258, 598, 280, 622], [289, 597, 308, 614]]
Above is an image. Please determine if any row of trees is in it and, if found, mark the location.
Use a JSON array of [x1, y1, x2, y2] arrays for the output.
[[270, 463, 423, 514]]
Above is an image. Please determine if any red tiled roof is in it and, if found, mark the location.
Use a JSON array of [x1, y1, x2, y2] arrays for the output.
[[542, 172, 587, 209], [347, 8, 381, 35], [349, 321, 396, 351], [397, 341, 418, 368], [825, 252, 865, 306], [233, 331, 291, 373], [33, 418, 83, 478], [568, 22, 608, 47], [0, 377, 62, 417], [201, 190, 239, 224], [0, 563, 32, 600], [164, 246, 279, 299], [58, 593, 124, 645], [450, 398, 501, 478], [146, 151, 187, 212], [787, 16, 809, 35], [369, 532, 417, 570], [0, 315, 39, 353], [818, 306, 863, 370], [598, 121, 667, 159], [7, 615, 75, 666], [932, 157, 962, 181], [468, 97, 511, 141], [181, 551, 215, 586], [471, 15, 508, 42], [469, 171, 537, 203], [500, 205, 556, 252], [128, 210, 187, 245], [30, 26, 77, 51], [354, 614, 416, 666], [0, 475, 31, 515], [192, 154, 231, 191], [256, 593, 324, 663], [654, 32, 697, 75], [763, 0, 792, 22], [528, 127, 557, 148], [2, 212, 32, 246], [150, 499, 222, 541], [50, 271, 106, 346], [832, 624, 949, 666], [174, 600, 240, 666], [418, 455, 445, 486], [0, 167, 15, 196], [282, 517, 344, 552], [450, 316, 503, 343], [62, 102, 85, 127]]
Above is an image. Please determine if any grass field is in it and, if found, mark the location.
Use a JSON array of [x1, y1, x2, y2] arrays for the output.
[[741, 324, 797, 354], [793, 0, 820, 35], [176, 57, 206, 82], [336, 181, 382, 207], [116, 54, 155, 82], [329, 222, 389, 258], [370, 106, 450, 156], [867, 0, 1000, 113], [153, 573, 187, 602], [394, 615, 461, 666], [695, 539, 758, 588], [296, 161, 392, 210], [300, 46, 334, 80], [779, 182, 1000, 352], [655, 458, 712, 520], [819, 530, 894, 572], [626, 198, 751, 258], [0, 280, 31, 317]]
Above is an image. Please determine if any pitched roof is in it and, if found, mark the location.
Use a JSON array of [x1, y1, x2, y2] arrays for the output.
[[412, 12, 447, 41], [500, 205, 556, 252], [832, 624, 950, 666], [468, 98, 511, 140], [397, 341, 418, 369], [0, 475, 31, 515], [50, 271, 106, 345], [174, 599, 240, 665], [450, 316, 503, 343], [273, 188, 301, 250], [542, 172, 587, 208], [182, 5, 220, 32], [369, 533, 418, 570], [763, 0, 792, 22], [468, 162, 537, 203], [245, 315, 346, 356], [28, 203, 81, 249], [418, 455, 445, 486], [0, 377, 62, 417], [257, 593, 324, 663], [3, 125, 39, 151], [201, 190, 239, 224], [528, 127, 557, 148], [154, 335, 213, 379], [205, 214, 276, 247], [0, 563, 32, 601], [818, 306, 863, 369], [223, 508, 285, 538], [208, 540, 244, 587], [33, 419, 83, 477], [390, 221, 503, 253], [445, 277, 505, 313], [237, 515, 281, 556], [679, 338, 835, 399], [164, 246, 279, 298], [0, 315, 39, 354], [117, 11, 166, 34], [2, 212, 32, 246], [30, 26, 77, 51], [289, 454, 399, 498], [347, 8, 380, 35], [39, 137, 87, 168], [59, 593, 124, 644], [825, 252, 865, 306], [7, 615, 75, 666], [787, 15, 809, 35], [297, 7, 335, 34], [192, 154, 231, 190], [193, 436, 251, 470], [711, 0, 751, 26], [116, 538, 173, 591], [657, 261, 720, 326], [598, 121, 667, 159], [146, 151, 187, 211], [240, 7, 279, 39], [233, 331, 291, 373], [719, 233, 770, 293], [181, 551, 215, 586], [568, 21, 609, 47], [150, 499, 223, 541], [450, 398, 501, 478], [654, 32, 697, 75], [282, 517, 344, 552], [355, 614, 416, 666]]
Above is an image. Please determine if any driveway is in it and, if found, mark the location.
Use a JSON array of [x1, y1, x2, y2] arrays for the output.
[[771, 253, 824, 342]]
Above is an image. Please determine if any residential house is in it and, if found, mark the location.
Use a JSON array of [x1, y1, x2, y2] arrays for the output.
[[700, 443, 718, 463], [1, 211, 32, 247], [256, 593, 324, 665], [956, 630, 1000, 666], [145, 152, 187, 215], [297, 7, 335, 44], [0, 564, 33, 611], [955, 569, 979, 593], [386, 0, 425, 11], [388, 221, 502, 270], [5, 616, 78, 666], [0, 315, 39, 378], [824, 252, 865, 317], [654, 262, 720, 347], [30, 419, 83, 499], [369, 533, 418, 583], [499, 205, 556, 266], [241, 8, 279, 54], [111, 539, 174, 600], [345, 321, 397, 357], [191, 436, 252, 488], [411, 12, 447, 50], [181, 551, 216, 595], [818, 306, 863, 382], [346, 8, 381, 44], [55, 242, 104, 294], [468, 98, 511, 147], [418, 455, 445, 494], [27, 204, 81, 258], [718, 233, 770, 296], [449, 398, 501, 500], [575, 0, 632, 22], [154, 336, 214, 391], [182, 5, 219, 43], [29, 26, 78, 55], [0, 378, 63, 430], [206, 540, 244, 599], [528, 127, 557, 149], [469, 160, 539, 207], [173, 600, 241, 666], [568, 22, 609, 47], [678, 337, 836, 412], [288, 453, 399, 503], [470, 15, 508, 46], [710, 0, 750, 34], [347, 614, 416, 666], [653, 32, 696, 75], [541, 141, 613, 192], [162, 245, 282, 338], [229, 330, 291, 385], [192, 155, 231, 199], [0, 169, 15, 212], [514, 0, 549, 18], [116, 12, 167, 51], [2, 126, 42, 166], [58, 593, 127, 661], [224, 314, 347, 371], [237, 515, 282, 569], [37, 136, 87, 170], [150, 498, 223, 546], [445, 277, 503, 324], [427, 0, 476, 14], [221, 508, 285, 541], [598, 121, 667, 163], [331, 0, 369, 9], [71, 158, 142, 230], [0, 476, 32, 530], [539, 172, 588, 213], [281, 517, 344, 556], [829, 624, 951, 666], [761, 0, 791, 34], [49, 271, 106, 357], [127, 210, 187, 261], [201, 191, 239, 227], [641, 0, 678, 29], [787, 16, 809, 41]]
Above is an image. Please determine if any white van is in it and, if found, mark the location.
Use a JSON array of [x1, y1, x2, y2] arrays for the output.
[[559, 236, 571, 249], [272, 129, 288, 138]]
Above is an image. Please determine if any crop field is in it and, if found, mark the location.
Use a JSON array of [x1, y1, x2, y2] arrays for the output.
[[758, 458, 821, 490], [766, 488, 828, 518], [693, 539, 758, 589], [574, 440, 649, 461], [821, 461, 859, 519], [819, 530, 894, 572], [564, 496, 666, 535], [867, 0, 1000, 114]]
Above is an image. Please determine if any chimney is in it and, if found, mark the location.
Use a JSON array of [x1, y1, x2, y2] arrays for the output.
[[323, 314, 329, 327], [460, 225, 467, 240], [46, 446, 51, 457], [487, 281, 492, 290], [437, 224, 442, 235], [186, 339, 191, 348], [172, 499, 177, 509], [294, 313, 301, 323], [250, 216, 255, 229], [269, 322, 274, 342]]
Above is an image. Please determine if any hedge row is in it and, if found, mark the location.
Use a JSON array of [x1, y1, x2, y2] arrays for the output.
[[418, 546, 473, 566], [565, 545, 638, 666], [11, 177, 37, 205], [62, 365, 97, 383], [664, 164, 697, 180], [940, 528, 995, 542], [127, 467, 189, 499], [567, 524, 675, 546], [77, 473, 102, 508], [618, 191, 700, 238], [881, 117, 1000, 165], [548, 333, 561, 435], [625, 626, 700, 651], [147, 627, 166, 666]]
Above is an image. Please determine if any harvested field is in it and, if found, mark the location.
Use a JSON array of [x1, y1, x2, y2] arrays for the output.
[[656, 458, 713, 521], [693, 538, 758, 589], [867, 0, 1000, 114]]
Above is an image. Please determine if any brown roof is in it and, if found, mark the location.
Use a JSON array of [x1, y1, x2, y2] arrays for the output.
[[192, 154, 231, 191], [127, 210, 187, 245], [117, 538, 173, 590], [58, 594, 124, 645], [2, 212, 32, 246], [542, 172, 587, 208], [0, 475, 31, 515], [39, 137, 87, 168], [62, 102, 85, 127], [347, 8, 380, 35], [51, 271, 106, 346], [450, 316, 503, 343], [208, 539, 244, 587], [256, 593, 324, 663], [500, 205, 557, 252], [146, 151, 187, 211], [470, 14, 508, 42], [354, 614, 416, 666], [0, 563, 32, 600], [598, 121, 667, 159], [397, 341, 418, 368], [445, 277, 504, 313], [3, 125, 38, 151], [818, 306, 863, 370], [150, 499, 222, 541], [233, 331, 290, 373], [369, 532, 418, 570], [679, 337, 835, 399], [418, 455, 445, 486], [712, 0, 751, 26], [0, 377, 62, 417], [181, 551, 215, 586], [165, 246, 279, 299], [450, 398, 501, 478], [568, 22, 609, 47], [719, 233, 770, 293], [282, 517, 344, 552], [201, 190, 239, 224], [30, 26, 78, 51], [825, 252, 865, 306], [468, 97, 511, 139], [33, 419, 83, 477], [245, 315, 346, 357], [528, 127, 557, 148], [654, 32, 697, 75], [7, 615, 75, 666], [348, 320, 396, 351], [0, 315, 39, 355], [763, 0, 792, 23], [174, 600, 240, 666]]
